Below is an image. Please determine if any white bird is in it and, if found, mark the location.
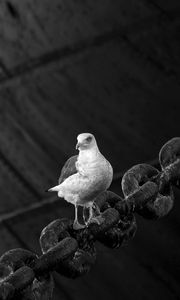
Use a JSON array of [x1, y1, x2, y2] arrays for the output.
[[48, 133, 113, 230]]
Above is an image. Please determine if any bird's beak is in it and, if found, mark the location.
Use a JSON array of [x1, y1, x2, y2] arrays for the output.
[[76, 141, 84, 150], [76, 142, 80, 150]]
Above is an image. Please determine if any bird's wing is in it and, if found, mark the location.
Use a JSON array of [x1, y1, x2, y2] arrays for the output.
[[58, 155, 78, 184]]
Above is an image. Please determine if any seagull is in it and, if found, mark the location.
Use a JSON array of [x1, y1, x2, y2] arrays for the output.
[[48, 133, 113, 230]]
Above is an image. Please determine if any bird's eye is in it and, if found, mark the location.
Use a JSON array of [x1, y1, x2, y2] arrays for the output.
[[86, 136, 92, 143]]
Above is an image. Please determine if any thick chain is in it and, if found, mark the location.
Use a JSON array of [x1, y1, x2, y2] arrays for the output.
[[0, 137, 180, 300]]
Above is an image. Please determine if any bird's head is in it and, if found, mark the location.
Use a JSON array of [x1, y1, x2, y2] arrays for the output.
[[76, 133, 97, 151]]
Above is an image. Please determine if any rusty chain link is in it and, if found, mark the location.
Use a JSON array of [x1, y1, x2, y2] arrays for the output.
[[0, 137, 180, 299]]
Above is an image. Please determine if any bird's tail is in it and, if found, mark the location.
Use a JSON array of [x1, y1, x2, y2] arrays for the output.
[[47, 185, 60, 192], [46, 184, 64, 198]]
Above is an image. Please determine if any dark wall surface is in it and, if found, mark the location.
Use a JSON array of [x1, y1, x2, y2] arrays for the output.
[[0, 1, 180, 299]]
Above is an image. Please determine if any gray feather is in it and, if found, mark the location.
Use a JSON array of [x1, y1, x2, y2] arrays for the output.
[[58, 155, 78, 184]]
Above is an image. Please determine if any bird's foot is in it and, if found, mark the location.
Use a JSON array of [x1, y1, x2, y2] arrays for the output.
[[73, 220, 86, 230], [87, 215, 105, 226]]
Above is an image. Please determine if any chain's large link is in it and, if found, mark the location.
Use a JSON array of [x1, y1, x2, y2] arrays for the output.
[[0, 248, 53, 300], [122, 163, 174, 219], [159, 137, 180, 190], [0, 239, 77, 300], [0, 137, 180, 300], [40, 218, 97, 278]]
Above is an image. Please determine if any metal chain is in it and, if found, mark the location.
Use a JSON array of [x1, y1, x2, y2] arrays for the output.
[[0, 137, 180, 300]]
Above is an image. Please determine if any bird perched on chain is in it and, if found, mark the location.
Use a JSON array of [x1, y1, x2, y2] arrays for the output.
[[48, 133, 113, 230]]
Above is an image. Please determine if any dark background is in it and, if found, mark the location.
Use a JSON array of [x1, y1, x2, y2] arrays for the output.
[[0, 0, 180, 299]]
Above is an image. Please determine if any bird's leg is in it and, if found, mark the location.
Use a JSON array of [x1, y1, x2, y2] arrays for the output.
[[73, 203, 85, 230], [88, 202, 93, 220], [85, 202, 105, 226], [83, 202, 94, 226], [83, 206, 90, 225]]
